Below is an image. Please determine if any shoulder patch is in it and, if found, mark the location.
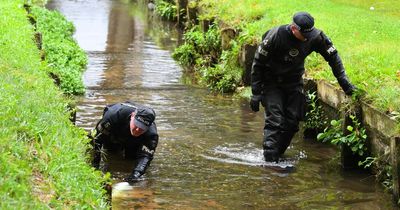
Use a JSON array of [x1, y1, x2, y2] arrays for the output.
[[262, 38, 269, 46], [327, 46, 336, 55], [258, 46, 268, 56], [97, 121, 111, 135], [142, 145, 155, 155], [103, 122, 111, 129]]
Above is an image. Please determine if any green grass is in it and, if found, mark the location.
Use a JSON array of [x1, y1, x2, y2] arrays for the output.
[[197, 0, 400, 114], [0, 0, 107, 208]]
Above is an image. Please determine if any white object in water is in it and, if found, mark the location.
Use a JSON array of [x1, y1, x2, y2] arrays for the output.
[[113, 182, 134, 191]]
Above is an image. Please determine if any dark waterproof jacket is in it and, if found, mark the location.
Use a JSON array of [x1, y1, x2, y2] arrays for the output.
[[251, 24, 354, 95], [94, 102, 158, 177]]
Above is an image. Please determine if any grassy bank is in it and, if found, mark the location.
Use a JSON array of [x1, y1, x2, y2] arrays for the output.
[[175, 0, 400, 116], [0, 0, 107, 208]]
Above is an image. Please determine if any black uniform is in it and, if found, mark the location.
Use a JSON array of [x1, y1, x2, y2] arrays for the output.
[[251, 25, 354, 160], [92, 102, 158, 179]]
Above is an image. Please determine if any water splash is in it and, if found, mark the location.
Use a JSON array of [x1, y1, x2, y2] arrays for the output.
[[201, 143, 298, 169]]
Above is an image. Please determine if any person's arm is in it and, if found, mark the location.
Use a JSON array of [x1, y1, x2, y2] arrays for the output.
[[125, 124, 159, 182], [250, 28, 277, 112], [315, 32, 355, 95], [251, 30, 275, 95], [91, 107, 115, 168]]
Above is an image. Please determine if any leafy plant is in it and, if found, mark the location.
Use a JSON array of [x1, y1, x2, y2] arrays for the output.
[[304, 91, 327, 131], [358, 156, 376, 168], [172, 43, 198, 67], [181, 25, 221, 60], [317, 115, 367, 156], [358, 154, 393, 191], [173, 24, 244, 93], [380, 165, 393, 191], [200, 63, 241, 93], [155, 0, 177, 21]]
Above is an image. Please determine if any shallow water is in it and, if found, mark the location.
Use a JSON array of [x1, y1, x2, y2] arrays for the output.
[[47, 0, 395, 209]]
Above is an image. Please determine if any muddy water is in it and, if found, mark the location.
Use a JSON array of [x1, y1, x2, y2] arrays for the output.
[[47, 0, 395, 209]]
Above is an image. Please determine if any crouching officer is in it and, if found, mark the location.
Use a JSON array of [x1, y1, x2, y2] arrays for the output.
[[250, 12, 356, 161], [91, 101, 158, 182]]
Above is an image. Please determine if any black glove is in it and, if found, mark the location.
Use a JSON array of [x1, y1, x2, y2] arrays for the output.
[[345, 86, 366, 100], [352, 87, 367, 99], [344, 86, 355, 96], [123, 171, 141, 183], [91, 138, 102, 169], [250, 95, 263, 112], [91, 154, 100, 169]]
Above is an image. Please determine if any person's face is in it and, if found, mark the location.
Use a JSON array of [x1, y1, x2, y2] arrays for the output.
[[290, 24, 307, 42], [130, 113, 146, 137]]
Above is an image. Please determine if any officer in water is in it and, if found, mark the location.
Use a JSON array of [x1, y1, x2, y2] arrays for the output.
[[250, 12, 356, 161], [91, 101, 158, 182]]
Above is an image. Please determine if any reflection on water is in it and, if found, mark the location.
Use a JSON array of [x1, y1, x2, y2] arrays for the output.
[[47, 0, 396, 209]]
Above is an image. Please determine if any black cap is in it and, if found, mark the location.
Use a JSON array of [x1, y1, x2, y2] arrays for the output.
[[293, 12, 318, 39], [134, 107, 156, 131]]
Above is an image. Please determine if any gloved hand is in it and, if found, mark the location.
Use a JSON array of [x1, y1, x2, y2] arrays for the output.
[[344, 86, 355, 96], [352, 87, 366, 99], [123, 171, 141, 183], [250, 95, 263, 112], [91, 144, 101, 170], [91, 160, 100, 170], [345, 86, 366, 100]]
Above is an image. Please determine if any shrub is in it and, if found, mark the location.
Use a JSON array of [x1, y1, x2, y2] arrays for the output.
[[317, 115, 367, 157], [155, 0, 177, 21], [31, 6, 87, 95]]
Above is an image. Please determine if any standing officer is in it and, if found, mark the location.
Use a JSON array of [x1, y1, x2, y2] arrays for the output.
[[250, 12, 356, 161], [91, 101, 158, 182]]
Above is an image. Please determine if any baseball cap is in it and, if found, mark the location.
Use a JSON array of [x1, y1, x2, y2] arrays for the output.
[[133, 107, 156, 131], [293, 12, 318, 39]]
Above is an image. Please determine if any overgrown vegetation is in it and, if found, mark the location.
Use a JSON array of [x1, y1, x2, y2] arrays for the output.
[[304, 91, 326, 132], [315, 113, 396, 189], [317, 115, 368, 157], [30, 5, 87, 95], [172, 24, 244, 92], [359, 155, 393, 192], [155, 0, 178, 21], [0, 1, 107, 208], [305, 92, 393, 192], [199, 44, 242, 92]]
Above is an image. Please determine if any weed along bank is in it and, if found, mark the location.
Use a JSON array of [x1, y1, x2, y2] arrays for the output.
[[166, 0, 400, 205]]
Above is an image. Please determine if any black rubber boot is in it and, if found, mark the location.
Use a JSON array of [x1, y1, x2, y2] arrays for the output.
[[263, 140, 280, 162], [277, 130, 296, 155]]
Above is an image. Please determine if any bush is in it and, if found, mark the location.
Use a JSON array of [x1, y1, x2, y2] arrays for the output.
[[317, 115, 368, 157], [31, 6, 87, 95], [173, 24, 245, 93], [304, 91, 327, 131], [155, 0, 177, 21]]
